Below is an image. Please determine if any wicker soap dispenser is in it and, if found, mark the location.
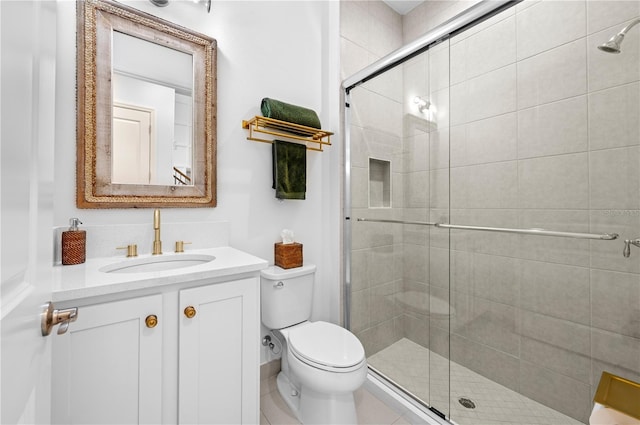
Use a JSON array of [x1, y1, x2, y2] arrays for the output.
[[62, 218, 86, 265]]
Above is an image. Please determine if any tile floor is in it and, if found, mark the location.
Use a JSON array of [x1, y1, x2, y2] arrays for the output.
[[260, 370, 416, 425], [368, 338, 584, 425]]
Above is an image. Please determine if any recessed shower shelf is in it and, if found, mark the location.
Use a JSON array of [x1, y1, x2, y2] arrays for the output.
[[242, 116, 333, 152]]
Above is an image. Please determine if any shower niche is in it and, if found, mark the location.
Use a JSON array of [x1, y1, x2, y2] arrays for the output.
[[368, 158, 391, 208]]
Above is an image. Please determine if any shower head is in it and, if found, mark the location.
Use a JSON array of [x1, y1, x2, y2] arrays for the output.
[[598, 18, 640, 54], [598, 33, 624, 54]]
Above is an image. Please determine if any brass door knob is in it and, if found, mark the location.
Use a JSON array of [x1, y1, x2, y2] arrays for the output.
[[145, 314, 158, 328], [184, 306, 196, 319]]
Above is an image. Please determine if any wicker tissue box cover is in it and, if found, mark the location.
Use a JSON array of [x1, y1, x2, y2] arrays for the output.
[[274, 242, 303, 269]]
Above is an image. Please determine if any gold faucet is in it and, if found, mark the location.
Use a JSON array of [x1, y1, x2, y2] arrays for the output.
[[152, 209, 162, 255]]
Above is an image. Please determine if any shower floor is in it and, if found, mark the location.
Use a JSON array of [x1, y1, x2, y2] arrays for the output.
[[368, 338, 584, 425]]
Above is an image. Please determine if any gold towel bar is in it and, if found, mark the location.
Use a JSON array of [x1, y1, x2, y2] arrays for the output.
[[242, 116, 333, 152]]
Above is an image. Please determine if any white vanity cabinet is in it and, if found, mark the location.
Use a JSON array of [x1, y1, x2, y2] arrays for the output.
[[52, 275, 260, 425], [52, 294, 163, 424], [178, 277, 259, 424]]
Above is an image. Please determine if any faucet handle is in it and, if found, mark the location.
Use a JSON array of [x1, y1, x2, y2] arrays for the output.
[[116, 244, 138, 257], [175, 241, 192, 253]]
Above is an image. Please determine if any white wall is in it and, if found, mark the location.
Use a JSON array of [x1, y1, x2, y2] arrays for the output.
[[54, 0, 342, 364]]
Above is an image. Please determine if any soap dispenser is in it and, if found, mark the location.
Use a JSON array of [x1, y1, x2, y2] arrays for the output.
[[62, 218, 86, 265]]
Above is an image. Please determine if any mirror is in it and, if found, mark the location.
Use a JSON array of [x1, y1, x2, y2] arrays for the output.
[[77, 0, 217, 208]]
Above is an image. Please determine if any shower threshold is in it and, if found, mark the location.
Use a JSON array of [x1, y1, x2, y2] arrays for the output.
[[368, 338, 584, 425]]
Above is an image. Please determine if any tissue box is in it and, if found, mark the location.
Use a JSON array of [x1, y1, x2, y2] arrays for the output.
[[274, 242, 303, 269]]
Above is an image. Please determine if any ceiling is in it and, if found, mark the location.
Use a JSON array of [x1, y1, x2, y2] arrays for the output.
[[382, 0, 425, 15]]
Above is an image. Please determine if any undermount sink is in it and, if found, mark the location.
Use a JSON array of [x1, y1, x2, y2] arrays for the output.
[[100, 254, 216, 274]]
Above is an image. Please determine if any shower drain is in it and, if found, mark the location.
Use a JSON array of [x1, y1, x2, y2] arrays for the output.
[[458, 397, 476, 409]]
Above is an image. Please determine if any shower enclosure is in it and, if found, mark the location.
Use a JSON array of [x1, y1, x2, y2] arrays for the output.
[[344, 1, 640, 424]]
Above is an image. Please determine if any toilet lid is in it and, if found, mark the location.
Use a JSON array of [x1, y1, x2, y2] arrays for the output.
[[288, 321, 365, 369]]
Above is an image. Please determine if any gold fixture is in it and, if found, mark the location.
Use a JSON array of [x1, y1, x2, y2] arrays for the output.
[[594, 371, 640, 420], [116, 244, 138, 257], [175, 241, 192, 253], [242, 116, 333, 152], [145, 315, 158, 328], [41, 302, 78, 336], [184, 306, 196, 319], [153, 209, 162, 255]]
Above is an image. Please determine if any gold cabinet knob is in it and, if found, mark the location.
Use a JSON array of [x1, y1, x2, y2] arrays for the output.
[[184, 306, 196, 319], [145, 314, 158, 328]]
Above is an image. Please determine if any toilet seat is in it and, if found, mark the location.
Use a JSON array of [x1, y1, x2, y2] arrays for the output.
[[287, 321, 365, 373]]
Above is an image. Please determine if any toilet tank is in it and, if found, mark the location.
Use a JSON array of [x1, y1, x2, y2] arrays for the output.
[[260, 264, 316, 329]]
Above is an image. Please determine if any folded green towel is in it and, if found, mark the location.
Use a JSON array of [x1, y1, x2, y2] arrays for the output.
[[261, 98, 321, 129], [272, 140, 306, 200]]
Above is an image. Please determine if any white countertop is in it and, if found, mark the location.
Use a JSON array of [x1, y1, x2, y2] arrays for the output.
[[53, 247, 268, 302]]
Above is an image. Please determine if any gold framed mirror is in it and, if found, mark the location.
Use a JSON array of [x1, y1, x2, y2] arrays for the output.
[[77, 0, 217, 208]]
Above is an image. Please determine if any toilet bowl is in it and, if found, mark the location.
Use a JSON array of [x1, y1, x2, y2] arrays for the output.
[[260, 265, 367, 424]]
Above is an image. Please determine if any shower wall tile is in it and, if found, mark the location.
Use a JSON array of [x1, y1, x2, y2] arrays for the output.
[[450, 15, 516, 85], [591, 269, 640, 339], [402, 222, 428, 246], [450, 208, 520, 258], [368, 13, 403, 58], [518, 153, 589, 209], [366, 65, 403, 102], [392, 172, 404, 208], [357, 318, 402, 357], [403, 133, 429, 172], [340, 38, 369, 81], [517, 96, 588, 159], [452, 296, 520, 356], [587, 1, 640, 35], [370, 280, 401, 326], [429, 128, 449, 171], [429, 42, 450, 93], [350, 249, 371, 292], [450, 334, 520, 392], [403, 243, 429, 283], [351, 166, 369, 209], [519, 361, 592, 423], [449, 2, 515, 46], [520, 337, 591, 384], [520, 310, 591, 358], [368, 0, 401, 31], [518, 209, 591, 267], [591, 328, 640, 378], [351, 289, 370, 334], [428, 247, 449, 289], [590, 209, 640, 275], [349, 125, 368, 168], [519, 260, 591, 325], [450, 112, 517, 167], [429, 168, 449, 209], [450, 64, 516, 125], [471, 253, 519, 306], [405, 171, 429, 208], [402, 313, 430, 349], [589, 146, 640, 210], [588, 82, 640, 151], [517, 38, 587, 109], [430, 87, 450, 130], [450, 249, 472, 294], [340, 0, 369, 48], [450, 161, 518, 209], [516, 0, 586, 61], [370, 245, 401, 285], [588, 23, 640, 92]]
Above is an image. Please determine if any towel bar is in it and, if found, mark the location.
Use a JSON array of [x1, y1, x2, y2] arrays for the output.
[[242, 116, 333, 152]]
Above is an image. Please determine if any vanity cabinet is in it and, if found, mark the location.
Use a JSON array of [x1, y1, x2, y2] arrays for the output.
[[52, 277, 260, 425], [51, 294, 163, 424]]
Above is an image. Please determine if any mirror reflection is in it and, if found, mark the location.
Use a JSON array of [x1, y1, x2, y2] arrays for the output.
[[112, 32, 194, 186]]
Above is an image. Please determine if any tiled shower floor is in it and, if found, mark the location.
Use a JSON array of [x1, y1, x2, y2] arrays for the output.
[[368, 338, 584, 425]]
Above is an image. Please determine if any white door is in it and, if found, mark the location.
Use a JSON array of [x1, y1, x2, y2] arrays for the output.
[[112, 104, 154, 185], [178, 278, 260, 425], [1, 0, 57, 423]]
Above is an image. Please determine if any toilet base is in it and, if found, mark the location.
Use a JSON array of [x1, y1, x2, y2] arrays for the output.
[[276, 371, 359, 424]]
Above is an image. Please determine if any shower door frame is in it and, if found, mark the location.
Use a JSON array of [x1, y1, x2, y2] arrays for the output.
[[341, 0, 521, 416]]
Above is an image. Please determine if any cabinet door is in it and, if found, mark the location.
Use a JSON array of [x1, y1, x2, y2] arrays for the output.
[[179, 278, 259, 424], [52, 295, 163, 424]]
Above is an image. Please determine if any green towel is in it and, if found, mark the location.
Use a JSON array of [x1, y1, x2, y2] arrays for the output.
[[272, 140, 306, 200], [261, 98, 321, 129]]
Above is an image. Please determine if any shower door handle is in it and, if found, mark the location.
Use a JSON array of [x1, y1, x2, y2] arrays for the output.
[[623, 239, 640, 257]]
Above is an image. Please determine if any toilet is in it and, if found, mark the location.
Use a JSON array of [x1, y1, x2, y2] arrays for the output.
[[260, 264, 367, 424]]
